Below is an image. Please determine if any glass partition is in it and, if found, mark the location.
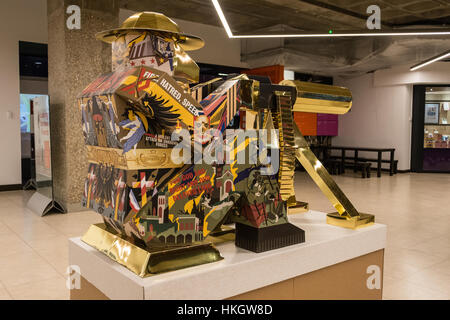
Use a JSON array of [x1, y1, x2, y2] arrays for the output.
[[20, 93, 47, 188], [423, 87, 450, 171]]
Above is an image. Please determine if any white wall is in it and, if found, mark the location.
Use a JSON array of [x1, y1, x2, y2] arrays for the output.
[[334, 74, 412, 170], [374, 63, 450, 86], [119, 9, 247, 68], [335, 62, 450, 171], [0, 0, 48, 185]]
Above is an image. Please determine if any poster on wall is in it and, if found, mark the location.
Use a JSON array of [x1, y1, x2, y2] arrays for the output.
[[32, 95, 52, 182], [425, 103, 439, 124]]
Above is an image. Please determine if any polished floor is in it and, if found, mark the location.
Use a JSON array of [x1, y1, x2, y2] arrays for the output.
[[0, 172, 449, 300]]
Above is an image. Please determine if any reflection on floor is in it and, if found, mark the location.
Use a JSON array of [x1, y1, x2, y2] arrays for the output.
[[0, 172, 449, 300]]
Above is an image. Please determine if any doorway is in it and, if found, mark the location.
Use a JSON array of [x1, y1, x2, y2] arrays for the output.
[[411, 85, 450, 172], [19, 41, 48, 187]]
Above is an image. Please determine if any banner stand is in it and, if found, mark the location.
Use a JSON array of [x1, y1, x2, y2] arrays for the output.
[[23, 178, 37, 190], [27, 191, 65, 217]]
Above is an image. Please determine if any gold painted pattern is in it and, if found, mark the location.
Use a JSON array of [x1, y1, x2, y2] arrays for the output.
[[82, 224, 223, 276], [86, 145, 184, 169], [274, 92, 297, 205], [280, 80, 352, 115]]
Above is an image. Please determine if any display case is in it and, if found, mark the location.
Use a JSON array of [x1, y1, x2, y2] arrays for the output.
[[423, 87, 450, 171], [412, 85, 450, 172]]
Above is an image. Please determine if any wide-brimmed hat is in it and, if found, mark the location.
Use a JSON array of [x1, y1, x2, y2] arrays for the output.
[[96, 12, 205, 51]]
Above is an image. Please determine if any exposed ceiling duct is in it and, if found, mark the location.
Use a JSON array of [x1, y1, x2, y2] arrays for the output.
[[240, 24, 450, 77], [121, 0, 450, 77]]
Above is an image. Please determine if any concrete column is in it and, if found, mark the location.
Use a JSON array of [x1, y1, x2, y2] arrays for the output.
[[48, 0, 119, 211]]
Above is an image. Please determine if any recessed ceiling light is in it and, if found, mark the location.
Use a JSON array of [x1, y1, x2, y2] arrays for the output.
[[410, 50, 450, 71], [211, 0, 450, 39]]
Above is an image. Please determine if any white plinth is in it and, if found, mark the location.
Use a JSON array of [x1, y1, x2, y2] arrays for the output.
[[69, 210, 387, 300]]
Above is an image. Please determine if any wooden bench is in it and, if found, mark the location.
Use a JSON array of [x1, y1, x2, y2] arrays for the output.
[[324, 146, 396, 177], [329, 156, 397, 175], [324, 159, 371, 178], [343, 162, 372, 178], [324, 158, 343, 175], [357, 158, 398, 174]]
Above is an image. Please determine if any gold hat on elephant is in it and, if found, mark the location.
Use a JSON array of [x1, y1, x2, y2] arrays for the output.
[[96, 11, 205, 51]]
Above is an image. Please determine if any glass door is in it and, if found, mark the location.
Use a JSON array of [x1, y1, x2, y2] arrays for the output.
[[423, 86, 450, 171]]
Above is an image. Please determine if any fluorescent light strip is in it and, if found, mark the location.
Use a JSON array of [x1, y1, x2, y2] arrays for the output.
[[212, 0, 233, 38], [232, 32, 450, 38], [212, 0, 450, 38], [410, 50, 450, 71]]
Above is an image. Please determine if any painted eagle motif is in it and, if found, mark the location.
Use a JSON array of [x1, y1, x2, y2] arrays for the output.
[[139, 92, 180, 134]]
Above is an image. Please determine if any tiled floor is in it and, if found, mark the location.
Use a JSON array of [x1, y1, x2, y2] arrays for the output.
[[0, 171, 448, 299], [294, 171, 450, 300], [0, 191, 102, 300]]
